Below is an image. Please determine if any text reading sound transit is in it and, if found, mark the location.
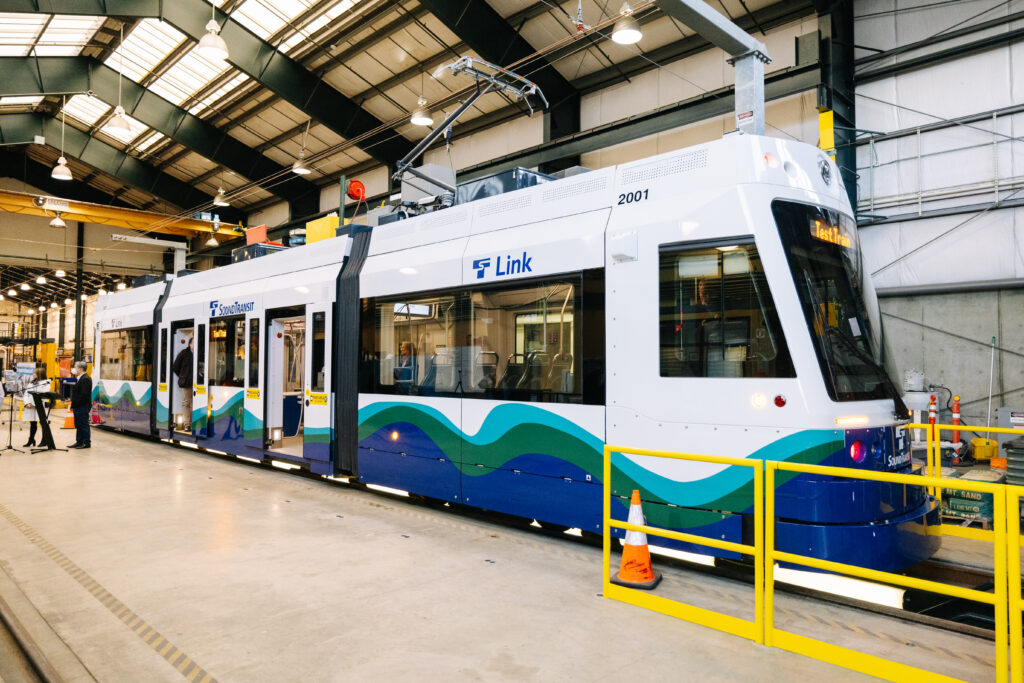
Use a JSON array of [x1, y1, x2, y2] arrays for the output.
[[209, 300, 257, 317], [473, 251, 533, 279]]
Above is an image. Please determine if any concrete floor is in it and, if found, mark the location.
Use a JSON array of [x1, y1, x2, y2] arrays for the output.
[[0, 408, 986, 682]]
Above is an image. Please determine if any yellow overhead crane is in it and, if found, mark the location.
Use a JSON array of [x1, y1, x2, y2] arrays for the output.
[[0, 189, 238, 238]]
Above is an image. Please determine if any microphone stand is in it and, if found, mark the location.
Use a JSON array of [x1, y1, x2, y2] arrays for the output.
[[1, 381, 24, 455]]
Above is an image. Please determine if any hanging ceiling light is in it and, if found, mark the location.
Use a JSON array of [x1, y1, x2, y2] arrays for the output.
[[410, 97, 433, 126], [64, 298, 73, 305], [49, 212, 66, 228], [20, 283, 30, 291], [80, 293, 88, 300], [98, 288, 107, 296], [52, 95, 73, 180], [38, 305, 45, 312], [410, 72, 432, 126], [0, 294, 4, 301], [108, 105, 132, 136], [50, 302, 58, 308], [36, 276, 46, 284], [197, 0, 229, 62], [213, 186, 230, 206], [107, 26, 132, 136], [116, 282, 127, 290], [291, 121, 312, 175], [55, 269, 65, 277], [7, 289, 15, 297], [611, 2, 643, 45]]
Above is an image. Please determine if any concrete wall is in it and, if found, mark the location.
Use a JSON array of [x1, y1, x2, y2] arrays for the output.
[[881, 289, 1024, 423]]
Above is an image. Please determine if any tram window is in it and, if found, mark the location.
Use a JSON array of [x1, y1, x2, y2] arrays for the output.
[[100, 330, 123, 380], [160, 329, 168, 383], [469, 279, 582, 403], [370, 295, 460, 396], [99, 327, 152, 381], [248, 318, 259, 388], [659, 242, 794, 378], [311, 312, 325, 392], [209, 316, 245, 387], [197, 324, 205, 384]]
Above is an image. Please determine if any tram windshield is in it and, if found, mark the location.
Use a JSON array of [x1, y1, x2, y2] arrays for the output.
[[773, 200, 899, 403]]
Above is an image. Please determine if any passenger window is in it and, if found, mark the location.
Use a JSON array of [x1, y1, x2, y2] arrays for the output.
[[248, 318, 260, 388], [208, 316, 245, 387], [470, 279, 581, 403], [100, 328, 152, 381], [372, 295, 460, 396], [659, 241, 794, 378]]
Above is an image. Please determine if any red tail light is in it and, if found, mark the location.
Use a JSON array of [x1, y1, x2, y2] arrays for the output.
[[849, 440, 866, 463]]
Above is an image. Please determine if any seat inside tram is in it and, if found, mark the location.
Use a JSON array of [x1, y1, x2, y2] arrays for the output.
[[369, 280, 581, 402]]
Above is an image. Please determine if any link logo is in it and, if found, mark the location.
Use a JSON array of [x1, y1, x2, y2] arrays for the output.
[[472, 257, 491, 279], [209, 299, 255, 317], [472, 252, 533, 279]]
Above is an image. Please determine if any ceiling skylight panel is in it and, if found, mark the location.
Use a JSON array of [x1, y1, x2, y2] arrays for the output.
[[325, 1, 357, 20], [0, 95, 43, 107], [104, 19, 185, 83], [189, 72, 249, 114], [35, 15, 104, 56], [101, 112, 148, 143], [149, 49, 229, 105], [63, 93, 111, 126], [278, 13, 332, 53], [135, 131, 166, 152], [0, 13, 46, 55]]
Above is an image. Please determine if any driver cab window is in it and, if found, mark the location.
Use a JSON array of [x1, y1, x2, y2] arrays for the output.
[[659, 241, 794, 378]]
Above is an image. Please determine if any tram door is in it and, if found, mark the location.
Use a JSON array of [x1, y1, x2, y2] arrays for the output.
[[303, 306, 331, 469], [169, 323, 193, 436], [168, 320, 207, 439], [265, 307, 305, 458]]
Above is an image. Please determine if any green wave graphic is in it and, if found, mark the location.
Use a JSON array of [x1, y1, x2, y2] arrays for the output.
[[94, 381, 151, 408], [358, 402, 842, 524]]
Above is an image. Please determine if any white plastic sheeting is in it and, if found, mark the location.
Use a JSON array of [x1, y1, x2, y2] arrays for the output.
[[854, 0, 1024, 289]]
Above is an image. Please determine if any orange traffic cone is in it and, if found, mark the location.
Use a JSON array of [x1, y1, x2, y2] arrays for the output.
[[611, 490, 662, 590], [61, 411, 75, 429]]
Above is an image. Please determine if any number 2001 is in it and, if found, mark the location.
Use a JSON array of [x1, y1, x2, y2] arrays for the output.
[[618, 189, 649, 204]]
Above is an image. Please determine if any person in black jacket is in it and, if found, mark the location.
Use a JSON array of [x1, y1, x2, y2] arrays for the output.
[[172, 338, 194, 430], [68, 361, 92, 449]]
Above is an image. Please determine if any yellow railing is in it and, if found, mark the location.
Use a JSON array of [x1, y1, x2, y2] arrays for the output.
[[601, 446, 764, 643], [603, 444, 1024, 683], [914, 421, 1024, 543]]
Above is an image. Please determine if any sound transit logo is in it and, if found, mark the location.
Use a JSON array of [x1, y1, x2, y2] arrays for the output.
[[209, 300, 256, 317]]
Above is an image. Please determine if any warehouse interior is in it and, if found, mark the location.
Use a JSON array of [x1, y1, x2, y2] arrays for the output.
[[0, 1, 1023, 680]]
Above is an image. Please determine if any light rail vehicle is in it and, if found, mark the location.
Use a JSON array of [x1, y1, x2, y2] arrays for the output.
[[93, 133, 940, 572]]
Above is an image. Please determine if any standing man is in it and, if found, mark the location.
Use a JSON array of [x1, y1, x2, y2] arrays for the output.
[[173, 338, 193, 431], [68, 361, 92, 449]]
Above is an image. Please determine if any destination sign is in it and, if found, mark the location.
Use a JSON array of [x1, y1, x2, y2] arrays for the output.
[[810, 219, 852, 248]]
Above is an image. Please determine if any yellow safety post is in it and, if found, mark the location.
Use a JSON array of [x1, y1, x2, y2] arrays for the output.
[[1006, 485, 1024, 683], [764, 462, 775, 648], [993, 484, 1008, 683]]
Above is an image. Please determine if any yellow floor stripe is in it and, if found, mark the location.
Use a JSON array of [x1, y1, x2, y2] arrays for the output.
[[0, 503, 217, 682]]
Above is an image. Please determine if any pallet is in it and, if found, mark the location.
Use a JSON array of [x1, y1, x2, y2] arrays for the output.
[[941, 514, 992, 531]]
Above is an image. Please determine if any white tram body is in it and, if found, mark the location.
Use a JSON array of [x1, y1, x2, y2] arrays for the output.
[[94, 134, 939, 571]]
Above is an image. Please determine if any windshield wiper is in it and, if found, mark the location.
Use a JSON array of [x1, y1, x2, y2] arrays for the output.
[[826, 325, 911, 420]]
